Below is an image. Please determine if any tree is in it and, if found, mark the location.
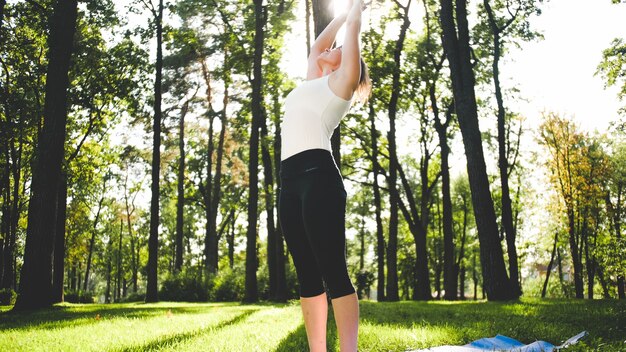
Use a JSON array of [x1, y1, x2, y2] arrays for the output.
[[438, 0, 515, 300], [14, 0, 79, 311], [143, 0, 164, 303], [480, 0, 540, 298], [245, 0, 267, 303], [597, 38, 626, 116]]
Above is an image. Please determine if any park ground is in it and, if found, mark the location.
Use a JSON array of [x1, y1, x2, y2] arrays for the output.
[[1, 298, 625, 351]]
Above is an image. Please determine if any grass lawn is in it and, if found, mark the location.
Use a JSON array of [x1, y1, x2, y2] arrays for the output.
[[1, 298, 624, 351]]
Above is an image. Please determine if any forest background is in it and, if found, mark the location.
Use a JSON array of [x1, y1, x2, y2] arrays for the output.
[[1, 0, 626, 311]]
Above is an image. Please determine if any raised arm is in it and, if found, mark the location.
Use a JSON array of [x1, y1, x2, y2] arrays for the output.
[[307, 13, 347, 79], [329, 0, 364, 99]]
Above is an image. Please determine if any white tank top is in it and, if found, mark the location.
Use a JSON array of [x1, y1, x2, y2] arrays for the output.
[[280, 75, 352, 161]]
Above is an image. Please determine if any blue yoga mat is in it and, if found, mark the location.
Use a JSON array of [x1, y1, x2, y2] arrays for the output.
[[412, 331, 587, 351]]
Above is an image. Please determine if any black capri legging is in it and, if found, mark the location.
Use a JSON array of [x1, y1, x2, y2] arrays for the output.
[[278, 149, 356, 299]]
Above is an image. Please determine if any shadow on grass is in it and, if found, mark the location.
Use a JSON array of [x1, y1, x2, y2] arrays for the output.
[[111, 309, 258, 352], [273, 309, 339, 352], [0, 302, 241, 331]]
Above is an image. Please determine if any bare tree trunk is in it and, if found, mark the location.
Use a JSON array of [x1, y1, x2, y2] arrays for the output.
[[367, 101, 386, 302], [245, 0, 266, 303], [105, 237, 112, 303], [434, 95, 456, 301], [438, 0, 514, 300], [51, 172, 67, 302], [14, 0, 78, 311], [175, 101, 190, 273], [82, 179, 106, 292], [483, 0, 522, 298], [542, 232, 558, 298], [117, 219, 123, 301], [386, 0, 414, 302], [146, 0, 164, 303]]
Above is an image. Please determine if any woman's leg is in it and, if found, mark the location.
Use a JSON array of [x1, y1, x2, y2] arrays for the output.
[[301, 170, 358, 351], [279, 185, 328, 351], [331, 292, 359, 352], [300, 291, 329, 352]]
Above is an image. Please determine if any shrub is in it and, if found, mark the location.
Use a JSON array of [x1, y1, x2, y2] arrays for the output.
[[0, 288, 17, 305], [160, 272, 209, 302], [120, 291, 145, 303], [64, 290, 95, 303], [211, 266, 245, 302], [356, 269, 375, 299]]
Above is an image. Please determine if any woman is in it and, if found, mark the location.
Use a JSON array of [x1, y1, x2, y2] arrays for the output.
[[278, 1, 370, 351]]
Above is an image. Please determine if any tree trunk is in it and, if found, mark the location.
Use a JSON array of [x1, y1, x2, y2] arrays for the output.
[[567, 209, 584, 298], [83, 184, 105, 292], [484, 0, 522, 299], [272, 88, 288, 302], [557, 247, 567, 297], [124, 181, 138, 293], [245, 0, 266, 303], [228, 210, 236, 269], [261, 112, 278, 301], [434, 92, 456, 300], [386, 1, 413, 302], [51, 172, 67, 303], [14, 0, 78, 311], [368, 101, 386, 302], [146, 0, 164, 303], [438, 0, 514, 300], [542, 231, 558, 298], [611, 184, 625, 299], [117, 219, 123, 301], [175, 101, 189, 273], [105, 237, 112, 303]]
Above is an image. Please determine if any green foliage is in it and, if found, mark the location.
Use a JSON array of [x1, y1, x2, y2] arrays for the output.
[[0, 289, 17, 306], [159, 272, 210, 302], [210, 266, 245, 302], [119, 291, 145, 303], [64, 291, 96, 304], [356, 269, 376, 299], [597, 38, 626, 115]]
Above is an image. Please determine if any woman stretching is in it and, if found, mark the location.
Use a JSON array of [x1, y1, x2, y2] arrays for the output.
[[278, 1, 370, 351]]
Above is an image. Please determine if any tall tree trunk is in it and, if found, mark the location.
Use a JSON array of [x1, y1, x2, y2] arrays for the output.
[[272, 88, 288, 302], [124, 178, 138, 293], [117, 219, 123, 301], [245, 0, 266, 303], [305, 0, 312, 57], [368, 101, 386, 302], [438, 0, 514, 300], [557, 247, 567, 297], [261, 113, 278, 300], [567, 209, 584, 298], [51, 172, 67, 303], [542, 231, 558, 298], [14, 0, 78, 311], [610, 184, 625, 299], [228, 210, 236, 269], [483, 0, 522, 299], [386, 0, 413, 302], [83, 185, 105, 292], [146, 0, 164, 303], [434, 94, 456, 300], [105, 237, 112, 303], [175, 101, 190, 273]]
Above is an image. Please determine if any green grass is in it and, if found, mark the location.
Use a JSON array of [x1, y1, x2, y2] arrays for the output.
[[0, 298, 624, 351]]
